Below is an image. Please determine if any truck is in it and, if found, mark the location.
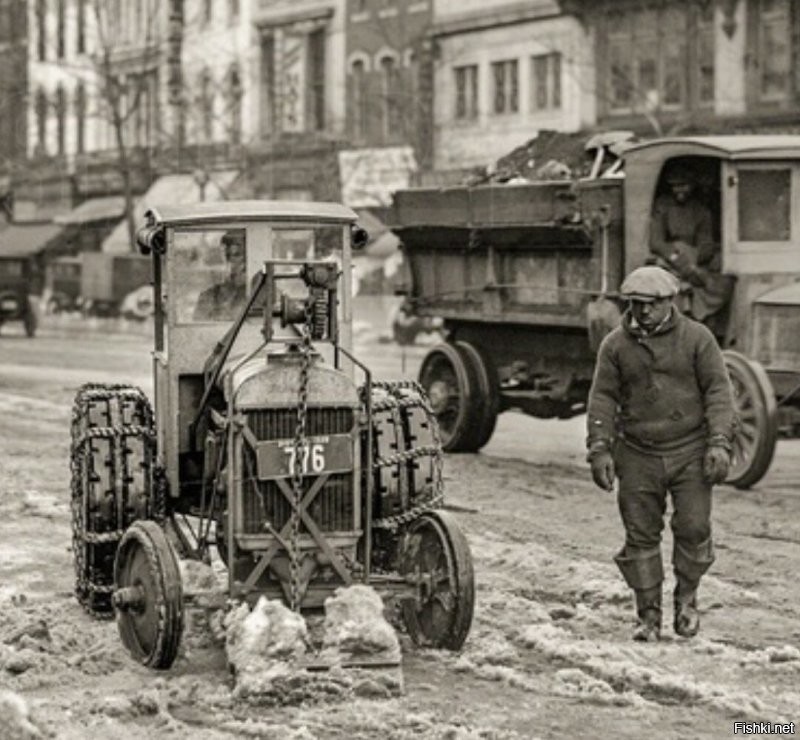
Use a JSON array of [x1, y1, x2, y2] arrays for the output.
[[80, 252, 152, 316], [391, 136, 800, 489]]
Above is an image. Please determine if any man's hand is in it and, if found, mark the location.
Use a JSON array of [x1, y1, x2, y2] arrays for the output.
[[668, 242, 698, 280], [703, 445, 730, 484], [590, 451, 616, 491]]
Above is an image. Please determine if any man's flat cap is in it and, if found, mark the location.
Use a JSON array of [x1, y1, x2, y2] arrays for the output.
[[620, 266, 679, 301]]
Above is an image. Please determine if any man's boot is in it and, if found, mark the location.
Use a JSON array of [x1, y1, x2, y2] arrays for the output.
[[614, 546, 663, 642], [674, 578, 700, 638], [673, 538, 714, 639], [633, 586, 662, 642]]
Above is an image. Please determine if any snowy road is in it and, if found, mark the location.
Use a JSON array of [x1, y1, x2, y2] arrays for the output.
[[1, 315, 799, 739]]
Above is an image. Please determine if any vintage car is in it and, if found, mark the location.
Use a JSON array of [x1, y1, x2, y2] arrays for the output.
[[45, 256, 82, 313], [0, 255, 38, 337], [391, 136, 800, 489]]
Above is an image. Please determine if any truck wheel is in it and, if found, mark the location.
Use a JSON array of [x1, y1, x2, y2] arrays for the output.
[[455, 341, 499, 450], [114, 520, 184, 669], [723, 351, 778, 489], [70, 384, 156, 617], [418, 343, 482, 451], [399, 510, 474, 650]]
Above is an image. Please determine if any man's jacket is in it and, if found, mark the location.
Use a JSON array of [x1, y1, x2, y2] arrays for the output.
[[586, 309, 735, 454]]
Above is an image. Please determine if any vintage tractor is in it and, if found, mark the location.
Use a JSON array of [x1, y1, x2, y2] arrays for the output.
[[69, 201, 474, 669]]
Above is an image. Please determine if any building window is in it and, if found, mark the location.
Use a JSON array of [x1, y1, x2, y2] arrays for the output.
[[491, 59, 518, 114], [226, 65, 242, 143], [454, 64, 478, 120], [57, 0, 65, 57], [75, 83, 86, 153], [348, 59, 367, 140], [229, 0, 239, 22], [259, 33, 275, 137], [36, 0, 46, 61], [605, 6, 699, 114], [531, 53, 561, 110], [756, 0, 791, 101], [308, 28, 326, 131], [198, 69, 214, 141], [55, 86, 66, 155], [34, 89, 48, 155], [77, 0, 86, 53], [379, 55, 400, 140], [204, 0, 213, 24]]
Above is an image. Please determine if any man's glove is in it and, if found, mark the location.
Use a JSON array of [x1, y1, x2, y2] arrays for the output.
[[589, 450, 616, 492], [703, 445, 731, 484]]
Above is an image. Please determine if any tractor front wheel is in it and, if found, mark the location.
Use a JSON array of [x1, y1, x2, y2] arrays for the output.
[[399, 510, 474, 650], [114, 520, 184, 669]]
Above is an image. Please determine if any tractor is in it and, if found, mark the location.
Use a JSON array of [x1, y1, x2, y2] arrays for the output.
[[69, 201, 474, 669]]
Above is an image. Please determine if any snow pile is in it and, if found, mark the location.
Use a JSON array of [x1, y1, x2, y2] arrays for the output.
[[0, 690, 42, 739], [180, 558, 227, 652], [320, 585, 401, 666], [553, 668, 646, 708], [225, 597, 310, 701]]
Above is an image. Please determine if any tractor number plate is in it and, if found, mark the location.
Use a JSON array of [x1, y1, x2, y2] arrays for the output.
[[256, 434, 353, 480]]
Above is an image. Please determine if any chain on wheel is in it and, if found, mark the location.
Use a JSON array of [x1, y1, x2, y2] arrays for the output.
[[70, 383, 155, 618], [362, 380, 444, 531]]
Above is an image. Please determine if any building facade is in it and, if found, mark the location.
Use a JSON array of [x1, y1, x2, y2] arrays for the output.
[[430, 0, 595, 171]]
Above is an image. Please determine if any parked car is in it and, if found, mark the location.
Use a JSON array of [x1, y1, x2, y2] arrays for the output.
[[0, 255, 38, 337], [44, 256, 82, 313]]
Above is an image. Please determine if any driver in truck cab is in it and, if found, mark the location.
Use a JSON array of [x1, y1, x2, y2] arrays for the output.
[[648, 164, 733, 337], [194, 230, 247, 321]]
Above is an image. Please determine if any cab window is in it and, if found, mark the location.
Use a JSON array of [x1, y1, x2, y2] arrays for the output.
[[737, 168, 791, 242], [0, 260, 23, 277]]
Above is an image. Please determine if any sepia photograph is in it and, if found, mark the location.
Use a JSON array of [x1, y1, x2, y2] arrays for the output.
[[0, 1, 798, 738]]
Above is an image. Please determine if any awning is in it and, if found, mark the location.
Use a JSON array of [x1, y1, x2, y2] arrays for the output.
[[0, 222, 66, 258], [101, 170, 240, 253], [54, 196, 126, 226]]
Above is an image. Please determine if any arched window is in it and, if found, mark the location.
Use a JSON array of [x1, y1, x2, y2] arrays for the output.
[[55, 86, 66, 155], [379, 55, 400, 142], [349, 59, 367, 140], [226, 65, 243, 144], [75, 83, 86, 154], [57, 0, 66, 58], [35, 88, 48, 155]]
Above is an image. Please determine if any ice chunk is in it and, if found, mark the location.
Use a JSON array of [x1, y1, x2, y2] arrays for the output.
[[0, 690, 41, 739], [320, 585, 400, 664]]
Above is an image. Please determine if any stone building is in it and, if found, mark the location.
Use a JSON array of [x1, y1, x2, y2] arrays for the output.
[[429, 0, 595, 172]]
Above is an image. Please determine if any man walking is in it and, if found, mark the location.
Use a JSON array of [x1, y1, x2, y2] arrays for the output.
[[586, 266, 735, 641]]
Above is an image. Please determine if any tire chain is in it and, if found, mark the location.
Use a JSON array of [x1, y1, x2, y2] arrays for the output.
[[361, 380, 445, 532], [288, 300, 313, 611], [70, 382, 156, 619]]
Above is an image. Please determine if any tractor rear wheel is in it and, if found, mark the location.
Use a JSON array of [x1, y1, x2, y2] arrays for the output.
[[723, 351, 778, 489], [114, 520, 184, 669], [70, 384, 155, 617], [399, 510, 474, 650]]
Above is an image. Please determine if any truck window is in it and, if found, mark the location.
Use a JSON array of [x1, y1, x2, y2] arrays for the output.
[[738, 168, 791, 242]]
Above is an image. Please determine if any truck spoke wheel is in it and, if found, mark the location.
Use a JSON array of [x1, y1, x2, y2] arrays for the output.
[[114, 520, 184, 669], [723, 351, 778, 489], [399, 511, 474, 650], [455, 341, 499, 450], [418, 343, 481, 451]]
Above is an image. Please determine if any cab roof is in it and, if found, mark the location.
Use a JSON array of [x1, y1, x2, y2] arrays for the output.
[[147, 200, 358, 226], [625, 135, 800, 160]]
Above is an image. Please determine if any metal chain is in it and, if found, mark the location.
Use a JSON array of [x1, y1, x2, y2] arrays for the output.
[[288, 298, 313, 611], [362, 380, 445, 532]]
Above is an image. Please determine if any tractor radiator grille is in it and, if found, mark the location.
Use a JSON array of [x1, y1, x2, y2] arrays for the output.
[[242, 408, 356, 534]]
